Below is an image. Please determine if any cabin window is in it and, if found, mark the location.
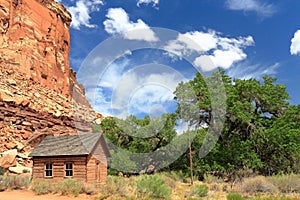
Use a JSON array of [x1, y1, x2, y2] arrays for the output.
[[65, 163, 73, 177], [45, 163, 53, 177]]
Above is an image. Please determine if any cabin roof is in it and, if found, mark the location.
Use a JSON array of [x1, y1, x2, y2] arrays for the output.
[[29, 132, 104, 157]]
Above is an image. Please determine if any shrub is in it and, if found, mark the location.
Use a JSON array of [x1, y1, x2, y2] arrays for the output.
[[267, 174, 300, 193], [22, 169, 30, 173], [0, 175, 30, 191], [0, 167, 5, 176], [31, 179, 53, 195], [204, 173, 223, 183], [160, 170, 189, 183], [54, 179, 83, 197], [227, 193, 245, 200], [102, 176, 132, 197], [82, 184, 99, 195], [192, 184, 209, 197], [240, 176, 278, 194], [136, 174, 171, 200]]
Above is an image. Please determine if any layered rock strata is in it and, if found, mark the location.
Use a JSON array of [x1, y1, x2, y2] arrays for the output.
[[0, 0, 103, 173]]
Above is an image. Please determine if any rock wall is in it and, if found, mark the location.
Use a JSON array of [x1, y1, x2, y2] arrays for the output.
[[0, 0, 104, 173], [0, 0, 89, 106]]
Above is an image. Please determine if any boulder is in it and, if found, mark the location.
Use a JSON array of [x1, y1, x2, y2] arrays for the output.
[[5, 142, 17, 149], [9, 164, 32, 174], [0, 149, 17, 169]]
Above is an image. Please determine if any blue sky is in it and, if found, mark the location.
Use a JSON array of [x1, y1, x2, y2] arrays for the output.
[[56, 0, 300, 118]]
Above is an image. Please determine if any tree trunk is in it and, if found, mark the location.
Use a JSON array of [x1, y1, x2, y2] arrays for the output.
[[188, 127, 193, 185]]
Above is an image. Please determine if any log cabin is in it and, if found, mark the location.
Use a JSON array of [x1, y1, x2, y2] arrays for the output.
[[29, 132, 110, 183]]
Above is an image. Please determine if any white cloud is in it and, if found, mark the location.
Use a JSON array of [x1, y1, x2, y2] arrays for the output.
[[227, 62, 279, 80], [103, 8, 158, 42], [112, 72, 183, 118], [164, 30, 254, 71], [137, 0, 159, 7], [225, 0, 276, 17], [164, 31, 218, 57], [87, 59, 185, 118], [290, 30, 300, 55], [67, 0, 103, 30]]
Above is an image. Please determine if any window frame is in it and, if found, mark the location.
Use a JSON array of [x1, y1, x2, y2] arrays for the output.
[[65, 162, 73, 177], [45, 163, 53, 178]]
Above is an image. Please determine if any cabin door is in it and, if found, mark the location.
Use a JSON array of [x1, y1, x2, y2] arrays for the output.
[[96, 162, 100, 182]]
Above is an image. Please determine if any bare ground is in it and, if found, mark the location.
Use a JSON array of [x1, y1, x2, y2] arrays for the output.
[[0, 190, 96, 200]]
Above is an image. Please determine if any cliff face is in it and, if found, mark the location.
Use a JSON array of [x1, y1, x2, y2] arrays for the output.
[[0, 0, 88, 106], [0, 0, 102, 173]]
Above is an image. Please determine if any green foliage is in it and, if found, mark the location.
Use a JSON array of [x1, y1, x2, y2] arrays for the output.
[[136, 174, 171, 199], [227, 193, 245, 200], [173, 69, 299, 176], [101, 114, 177, 175], [54, 179, 83, 197], [0, 175, 30, 191], [103, 176, 133, 197], [193, 184, 209, 197], [31, 179, 53, 195], [185, 184, 209, 199], [92, 123, 102, 133], [204, 173, 223, 183], [159, 170, 190, 183], [0, 167, 5, 176]]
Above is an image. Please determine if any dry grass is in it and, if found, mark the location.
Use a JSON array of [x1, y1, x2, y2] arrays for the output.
[[267, 174, 300, 193], [2, 173, 300, 199], [239, 176, 279, 194]]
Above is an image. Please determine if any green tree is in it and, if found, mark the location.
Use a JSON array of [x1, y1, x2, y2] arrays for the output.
[[173, 69, 299, 177], [99, 114, 177, 175]]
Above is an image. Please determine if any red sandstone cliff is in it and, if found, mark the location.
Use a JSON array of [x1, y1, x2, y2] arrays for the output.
[[0, 0, 103, 173], [0, 0, 89, 106]]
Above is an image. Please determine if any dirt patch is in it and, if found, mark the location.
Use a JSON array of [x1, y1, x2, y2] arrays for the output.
[[0, 190, 95, 200]]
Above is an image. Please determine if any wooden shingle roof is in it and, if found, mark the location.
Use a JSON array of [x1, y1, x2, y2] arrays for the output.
[[29, 132, 103, 157]]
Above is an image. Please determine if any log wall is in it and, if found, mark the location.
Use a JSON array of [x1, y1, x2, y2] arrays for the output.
[[32, 156, 87, 182], [86, 138, 108, 183]]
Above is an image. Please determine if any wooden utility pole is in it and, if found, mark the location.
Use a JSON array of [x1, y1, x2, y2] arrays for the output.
[[188, 126, 193, 185]]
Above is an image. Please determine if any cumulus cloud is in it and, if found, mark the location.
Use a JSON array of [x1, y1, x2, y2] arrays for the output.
[[87, 59, 185, 118], [290, 30, 300, 55], [164, 30, 254, 71], [66, 0, 103, 30], [111, 71, 183, 118], [137, 0, 159, 7], [103, 8, 158, 42], [225, 0, 276, 17]]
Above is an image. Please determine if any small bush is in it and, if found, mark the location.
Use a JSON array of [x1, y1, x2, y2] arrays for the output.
[[241, 176, 278, 194], [136, 174, 171, 200], [0, 175, 30, 191], [103, 176, 132, 197], [82, 184, 99, 195], [227, 193, 245, 200], [160, 170, 190, 183], [267, 174, 300, 193], [192, 184, 209, 197], [160, 174, 176, 189], [204, 173, 223, 183], [54, 179, 83, 197], [0, 167, 5, 176], [31, 179, 53, 195], [22, 169, 30, 173]]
